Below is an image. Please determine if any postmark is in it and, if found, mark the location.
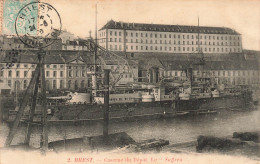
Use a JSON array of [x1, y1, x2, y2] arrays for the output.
[[0, 49, 21, 70], [15, 2, 62, 49]]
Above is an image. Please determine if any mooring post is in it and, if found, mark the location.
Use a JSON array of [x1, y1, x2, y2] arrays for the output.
[[24, 65, 40, 145], [103, 69, 110, 140], [5, 65, 40, 147]]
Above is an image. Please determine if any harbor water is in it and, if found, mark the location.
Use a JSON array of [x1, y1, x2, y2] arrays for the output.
[[0, 106, 259, 149]]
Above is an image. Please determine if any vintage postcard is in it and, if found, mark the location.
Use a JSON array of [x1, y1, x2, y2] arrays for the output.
[[0, 0, 259, 164]]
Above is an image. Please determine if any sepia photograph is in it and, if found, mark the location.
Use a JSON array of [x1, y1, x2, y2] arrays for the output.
[[0, 0, 259, 163]]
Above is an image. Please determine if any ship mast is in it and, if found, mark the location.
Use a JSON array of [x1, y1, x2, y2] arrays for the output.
[[197, 17, 205, 92], [92, 3, 98, 96]]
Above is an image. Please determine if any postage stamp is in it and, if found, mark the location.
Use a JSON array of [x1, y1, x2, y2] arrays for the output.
[[2, 0, 35, 35]]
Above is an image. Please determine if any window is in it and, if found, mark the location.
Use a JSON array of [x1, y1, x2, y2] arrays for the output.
[[60, 80, 63, 89], [53, 65, 57, 68], [24, 64, 28, 68], [110, 31, 112, 35], [8, 70, 12, 77], [16, 71, 20, 77], [60, 65, 64, 68], [68, 80, 71, 89], [8, 80, 11, 87], [60, 71, 63, 77], [115, 31, 117, 36], [53, 80, 56, 89], [0, 71, 3, 77], [24, 80, 27, 89], [69, 70, 72, 77], [119, 38, 121, 42], [53, 71, 57, 77], [136, 33, 138, 37]]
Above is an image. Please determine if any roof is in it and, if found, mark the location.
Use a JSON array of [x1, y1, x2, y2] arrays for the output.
[[100, 20, 240, 35], [161, 60, 259, 71], [113, 51, 246, 62], [0, 50, 136, 65], [112, 52, 259, 71]]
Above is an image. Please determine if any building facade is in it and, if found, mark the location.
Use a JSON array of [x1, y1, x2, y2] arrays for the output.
[[98, 20, 242, 54], [0, 51, 88, 92], [0, 50, 139, 92]]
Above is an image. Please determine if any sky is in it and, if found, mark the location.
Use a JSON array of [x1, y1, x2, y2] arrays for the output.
[[2, 0, 260, 51]]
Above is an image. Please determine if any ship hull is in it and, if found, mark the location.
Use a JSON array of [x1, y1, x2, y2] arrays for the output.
[[6, 94, 253, 124], [48, 95, 252, 123]]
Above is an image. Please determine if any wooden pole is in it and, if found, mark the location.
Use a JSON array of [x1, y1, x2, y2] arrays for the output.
[[5, 64, 40, 147], [39, 51, 48, 151], [24, 65, 40, 145], [103, 69, 109, 139]]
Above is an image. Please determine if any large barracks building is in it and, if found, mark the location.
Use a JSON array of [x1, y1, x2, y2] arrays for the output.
[[98, 20, 242, 54]]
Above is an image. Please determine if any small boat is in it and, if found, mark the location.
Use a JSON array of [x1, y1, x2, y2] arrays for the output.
[[196, 110, 217, 115], [175, 111, 189, 116]]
